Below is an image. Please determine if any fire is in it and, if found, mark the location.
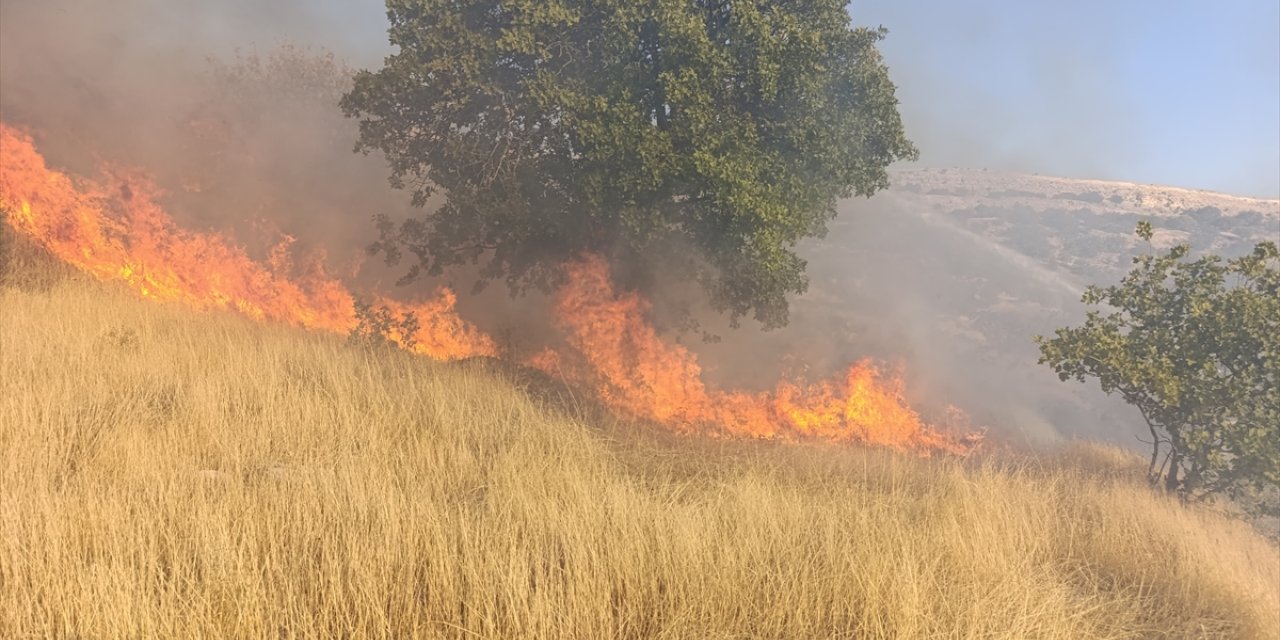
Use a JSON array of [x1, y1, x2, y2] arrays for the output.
[[1, 122, 977, 455], [543, 256, 977, 454], [0, 124, 496, 360]]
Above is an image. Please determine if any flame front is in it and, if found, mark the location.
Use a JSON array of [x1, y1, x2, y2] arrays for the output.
[[1, 122, 976, 455], [543, 256, 976, 453], [0, 124, 496, 360]]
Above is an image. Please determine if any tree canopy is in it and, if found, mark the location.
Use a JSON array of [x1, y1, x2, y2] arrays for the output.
[[342, 0, 916, 328], [1037, 222, 1279, 512]]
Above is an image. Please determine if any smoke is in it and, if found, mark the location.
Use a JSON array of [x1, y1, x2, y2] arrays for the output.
[[670, 191, 1135, 446], [0, 1, 1190, 447], [0, 0, 568, 353], [1, 1, 389, 233], [2, 2, 420, 282]]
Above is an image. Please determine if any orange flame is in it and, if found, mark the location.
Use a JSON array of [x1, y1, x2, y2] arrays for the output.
[[542, 256, 977, 454], [0, 124, 496, 360], [1, 122, 977, 455]]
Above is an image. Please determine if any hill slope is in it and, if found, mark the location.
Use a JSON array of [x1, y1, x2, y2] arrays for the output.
[[2, 238, 1277, 639]]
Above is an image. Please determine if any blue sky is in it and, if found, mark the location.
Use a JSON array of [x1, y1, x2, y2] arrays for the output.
[[309, 1, 1280, 197], [850, 0, 1280, 198]]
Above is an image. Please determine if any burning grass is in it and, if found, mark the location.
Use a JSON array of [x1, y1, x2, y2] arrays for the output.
[[0, 123, 977, 454], [1, 260, 1278, 638], [0, 124, 496, 361]]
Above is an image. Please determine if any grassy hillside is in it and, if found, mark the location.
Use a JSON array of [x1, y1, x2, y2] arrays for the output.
[[2, 234, 1278, 639]]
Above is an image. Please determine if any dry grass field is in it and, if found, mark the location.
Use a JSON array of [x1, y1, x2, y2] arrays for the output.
[[2, 232, 1278, 639]]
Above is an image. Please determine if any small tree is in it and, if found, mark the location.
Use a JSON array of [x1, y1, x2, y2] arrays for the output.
[[1037, 222, 1279, 511], [341, 0, 916, 328]]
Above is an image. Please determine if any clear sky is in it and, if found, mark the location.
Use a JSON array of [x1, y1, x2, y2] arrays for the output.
[[849, 0, 1280, 198], [300, 0, 1280, 198]]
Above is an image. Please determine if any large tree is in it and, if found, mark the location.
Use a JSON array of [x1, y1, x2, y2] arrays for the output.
[[1037, 223, 1279, 512], [342, 0, 916, 328]]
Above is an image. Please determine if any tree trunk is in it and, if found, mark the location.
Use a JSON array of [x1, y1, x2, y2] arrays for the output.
[[1164, 450, 1181, 493]]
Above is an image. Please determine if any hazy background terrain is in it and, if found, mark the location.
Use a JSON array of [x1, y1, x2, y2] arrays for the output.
[[703, 172, 1279, 445]]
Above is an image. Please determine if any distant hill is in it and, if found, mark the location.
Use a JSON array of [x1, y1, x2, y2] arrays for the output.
[[889, 168, 1278, 283]]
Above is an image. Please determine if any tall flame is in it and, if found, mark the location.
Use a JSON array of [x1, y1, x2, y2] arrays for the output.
[[540, 256, 976, 454], [0, 124, 496, 360], [1, 122, 977, 455]]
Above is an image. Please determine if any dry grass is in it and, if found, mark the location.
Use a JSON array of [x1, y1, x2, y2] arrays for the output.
[[2, 238, 1278, 639]]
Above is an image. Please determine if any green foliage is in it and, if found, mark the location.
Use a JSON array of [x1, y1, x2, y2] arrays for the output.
[[1037, 225, 1280, 512], [342, 0, 916, 327]]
